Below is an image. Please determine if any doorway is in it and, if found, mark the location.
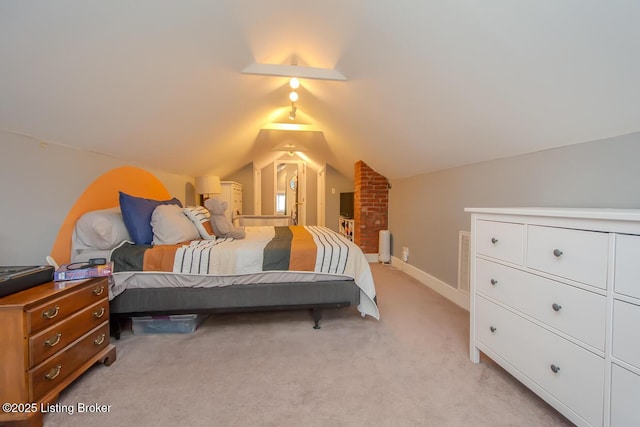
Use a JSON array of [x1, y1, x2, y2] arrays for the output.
[[276, 162, 301, 224]]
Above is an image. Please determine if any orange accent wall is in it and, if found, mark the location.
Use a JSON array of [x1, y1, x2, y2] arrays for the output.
[[50, 166, 171, 265]]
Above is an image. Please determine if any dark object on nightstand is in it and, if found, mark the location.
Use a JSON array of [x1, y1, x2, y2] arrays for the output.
[[0, 265, 55, 298]]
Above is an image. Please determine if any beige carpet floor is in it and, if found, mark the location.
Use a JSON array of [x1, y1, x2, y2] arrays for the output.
[[44, 263, 573, 427]]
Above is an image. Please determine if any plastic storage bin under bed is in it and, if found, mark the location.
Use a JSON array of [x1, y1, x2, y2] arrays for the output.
[[131, 314, 208, 335]]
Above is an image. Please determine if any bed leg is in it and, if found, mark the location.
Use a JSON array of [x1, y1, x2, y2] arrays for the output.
[[311, 307, 322, 329], [110, 316, 122, 340]]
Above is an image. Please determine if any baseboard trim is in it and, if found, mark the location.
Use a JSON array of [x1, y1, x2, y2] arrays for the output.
[[390, 256, 469, 311], [365, 253, 379, 263]]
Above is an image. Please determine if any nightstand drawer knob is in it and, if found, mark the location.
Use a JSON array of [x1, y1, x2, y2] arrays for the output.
[[490, 326, 497, 333], [45, 364, 62, 380], [44, 333, 61, 347], [490, 279, 498, 286], [92, 286, 105, 296], [552, 303, 562, 312], [550, 364, 560, 374], [94, 334, 106, 346], [93, 307, 106, 318], [491, 238, 499, 244], [553, 249, 563, 257], [42, 305, 59, 319]]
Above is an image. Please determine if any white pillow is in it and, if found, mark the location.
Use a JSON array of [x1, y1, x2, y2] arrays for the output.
[[74, 207, 131, 250], [183, 206, 216, 240], [151, 204, 200, 245]]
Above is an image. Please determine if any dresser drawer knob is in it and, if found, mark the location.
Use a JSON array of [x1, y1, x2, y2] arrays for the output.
[[44, 364, 62, 380], [42, 305, 60, 319], [92, 286, 105, 296], [491, 238, 498, 244], [552, 303, 562, 312], [93, 307, 106, 319], [553, 249, 563, 257], [94, 334, 106, 346], [550, 364, 560, 374], [43, 333, 62, 347], [490, 279, 498, 286], [490, 326, 497, 333]]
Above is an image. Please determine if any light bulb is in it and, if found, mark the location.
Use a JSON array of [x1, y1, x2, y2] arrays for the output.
[[289, 77, 300, 89], [289, 91, 299, 102]]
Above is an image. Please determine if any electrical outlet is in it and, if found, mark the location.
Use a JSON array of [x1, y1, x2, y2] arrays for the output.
[[402, 246, 409, 262]]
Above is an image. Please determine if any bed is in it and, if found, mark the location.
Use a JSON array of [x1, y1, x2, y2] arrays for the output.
[[50, 167, 379, 338]]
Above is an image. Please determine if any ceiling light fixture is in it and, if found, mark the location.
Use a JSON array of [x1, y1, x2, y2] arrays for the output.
[[288, 77, 300, 120], [242, 61, 347, 123]]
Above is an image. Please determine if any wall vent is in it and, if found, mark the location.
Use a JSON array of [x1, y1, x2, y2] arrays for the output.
[[458, 231, 471, 293]]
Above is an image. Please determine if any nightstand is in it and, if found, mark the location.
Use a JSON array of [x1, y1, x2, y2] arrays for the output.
[[0, 277, 116, 427]]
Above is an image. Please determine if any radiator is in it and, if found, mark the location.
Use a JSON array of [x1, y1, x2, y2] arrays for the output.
[[379, 230, 391, 263]]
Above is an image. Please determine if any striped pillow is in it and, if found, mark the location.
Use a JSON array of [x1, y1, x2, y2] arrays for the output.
[[183, 206, 216, 239]]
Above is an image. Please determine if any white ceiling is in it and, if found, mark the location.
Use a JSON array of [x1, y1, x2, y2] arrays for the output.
[[2, 1, 639, 180]]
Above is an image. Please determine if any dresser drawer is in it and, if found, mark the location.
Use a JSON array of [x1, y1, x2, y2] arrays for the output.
[[475, 296, 605, 426], [27, 279, 107, 334], [611, 364, 640, 427], [29, 322, 109, 402], [29, 299, 109, 368], [612, 300, 640, 369], [527, 225, 609, 289], [476, 220, 524, 265], [476, 258, 606, 350], [614, 234, 640, 300]]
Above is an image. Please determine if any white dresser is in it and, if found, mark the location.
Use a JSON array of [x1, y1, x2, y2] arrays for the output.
[[466, 208, 640, 427], [219, 181, 243, 224]]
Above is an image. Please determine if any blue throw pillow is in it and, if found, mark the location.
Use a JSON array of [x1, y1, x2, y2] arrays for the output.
[[119, 192, 182, 245]]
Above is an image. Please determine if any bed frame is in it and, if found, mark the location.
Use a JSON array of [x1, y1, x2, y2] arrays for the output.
[[109, 279, 360, 338], [50, 166, 363, 338]]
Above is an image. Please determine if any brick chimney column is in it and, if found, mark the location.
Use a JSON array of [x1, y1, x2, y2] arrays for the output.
[[354, 161, 389, 254]]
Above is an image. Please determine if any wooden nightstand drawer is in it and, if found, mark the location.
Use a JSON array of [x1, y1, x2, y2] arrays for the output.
[[0, 277, 116, 426], [27, 278, 107, 334], [29, 322, 110, 402], [29, 299, 109, 367]]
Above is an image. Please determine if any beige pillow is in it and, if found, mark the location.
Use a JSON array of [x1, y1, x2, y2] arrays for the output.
[[74, 207, 131, 250], [151, 204, 200, 245]]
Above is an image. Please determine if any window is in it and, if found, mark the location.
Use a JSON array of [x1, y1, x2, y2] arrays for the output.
[[275, 193, 286, 213]]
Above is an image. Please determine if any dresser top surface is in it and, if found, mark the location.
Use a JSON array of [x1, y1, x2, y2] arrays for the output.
[[0, 277, 106, 308], [465, 207, 640, 221]]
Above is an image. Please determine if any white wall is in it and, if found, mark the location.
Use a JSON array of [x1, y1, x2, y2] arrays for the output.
[[1, 132, 193, 265]]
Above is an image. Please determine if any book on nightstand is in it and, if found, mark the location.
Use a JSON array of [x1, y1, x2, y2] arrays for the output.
[[54, 261, 114, 282]]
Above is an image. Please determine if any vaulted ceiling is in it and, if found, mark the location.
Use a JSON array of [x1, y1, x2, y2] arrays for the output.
[[2, 1, 639, 180]]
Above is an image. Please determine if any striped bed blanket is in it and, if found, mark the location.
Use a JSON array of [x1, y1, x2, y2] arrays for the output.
[[111, 225, 379, 319]]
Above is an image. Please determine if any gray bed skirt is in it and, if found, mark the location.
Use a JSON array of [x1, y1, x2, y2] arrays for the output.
[[109, 280, 360, 336]]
